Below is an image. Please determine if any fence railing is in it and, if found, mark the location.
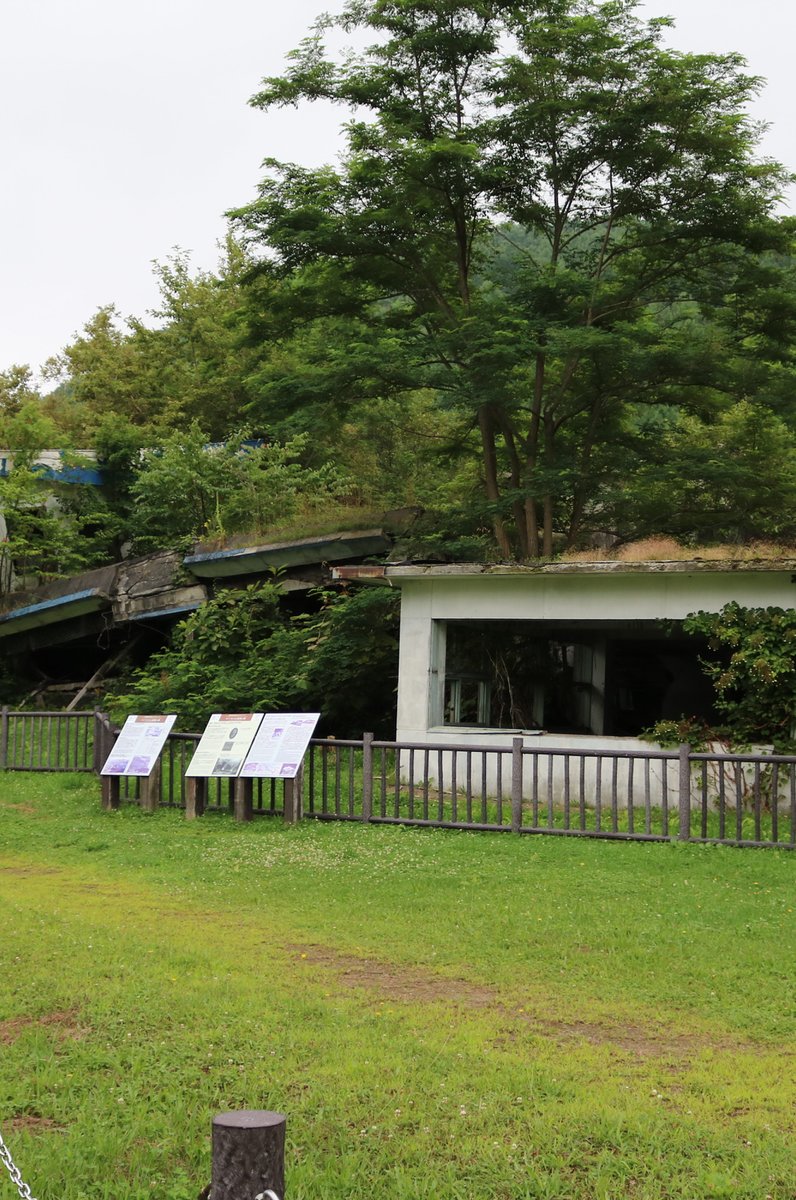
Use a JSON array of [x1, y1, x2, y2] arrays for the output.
[[303, 737, 796, 848], [0, 707, 98, 772], [3, 710, 795, 850]]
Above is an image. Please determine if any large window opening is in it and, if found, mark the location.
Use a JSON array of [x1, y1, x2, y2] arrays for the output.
[[440, 621, 715, 736]]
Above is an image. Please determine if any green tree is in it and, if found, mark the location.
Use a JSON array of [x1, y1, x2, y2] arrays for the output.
[[0, 403, 58, 468], [234, 0, 790, 559], [0, 466, 89, 594], [617, 400, 796, 543], [680, 604, 796, 750], [45, 240, 262, 440], [129, 424, 352, 553], [44, 306, 156, 432], [0, 365, 40, 418]]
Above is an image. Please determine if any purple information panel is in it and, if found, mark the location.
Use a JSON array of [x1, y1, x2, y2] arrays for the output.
[[239, 713, 320, 779], [101, 714, 177, 777]]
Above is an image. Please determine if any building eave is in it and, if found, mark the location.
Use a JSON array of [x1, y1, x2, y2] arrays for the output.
[[335, 559, 796, 584], [184, 529, 391, 579], [0, 588, 110, 637]]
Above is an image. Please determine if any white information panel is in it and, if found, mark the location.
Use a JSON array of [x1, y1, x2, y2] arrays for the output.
[[101, 714, 177, 777], [184, 713, 263, 778], [239, 713, 320, 779]]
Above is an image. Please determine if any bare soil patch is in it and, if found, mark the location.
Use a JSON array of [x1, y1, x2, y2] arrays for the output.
[[289, 943, 496, 1007], [0, 1009, 86, 1045], [6, 1115, 65, 1134], [287, 943, 750, 1059], [0, 865, 60, 876]]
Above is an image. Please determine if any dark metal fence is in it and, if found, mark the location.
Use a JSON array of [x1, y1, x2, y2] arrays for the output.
[[3, 710, 794, 849]]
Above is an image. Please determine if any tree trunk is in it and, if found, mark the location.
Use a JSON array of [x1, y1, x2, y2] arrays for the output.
[[542, 409, 555, 557], [477, 405, 513, 559]]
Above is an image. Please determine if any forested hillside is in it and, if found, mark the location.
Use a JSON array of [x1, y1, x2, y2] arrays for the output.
[[2, 0, 796, 579]]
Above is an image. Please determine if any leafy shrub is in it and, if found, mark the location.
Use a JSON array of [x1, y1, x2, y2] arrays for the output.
[[109, 583, 400, 737], [666, 604, 796, 751]]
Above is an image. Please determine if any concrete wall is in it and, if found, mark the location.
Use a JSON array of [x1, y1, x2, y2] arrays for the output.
[[394, 566, 796, 746]]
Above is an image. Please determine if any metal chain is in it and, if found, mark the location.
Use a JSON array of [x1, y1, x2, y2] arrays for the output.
[[0, 1129, 37, 1200]]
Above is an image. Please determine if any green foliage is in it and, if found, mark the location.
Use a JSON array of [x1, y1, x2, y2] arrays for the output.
[[5, 2, 795, 572], [641, 716, 713, 751], [680, 604, 796, 750], [615, 400, 796, 544], [0, 466, 90, 592], [128, 424, 351, 553], [0, 402, 58, 468], [0, 363, 40, 417], [43, 305, 154, 431], [110, 583, 400, 736], [43, 241, 261, 440], [235, 0, 791, 558]]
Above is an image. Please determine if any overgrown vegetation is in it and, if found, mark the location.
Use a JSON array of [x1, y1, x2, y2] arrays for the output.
[[685, 605, 796, 750], [645, 604, 796, 751], [110, 583, 401, 737], [128, 425, 351, 554], [2, 0, 796, 572]]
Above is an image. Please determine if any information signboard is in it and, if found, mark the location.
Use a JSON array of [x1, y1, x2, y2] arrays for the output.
[[101, 714, 177, 777], [239, 712, 320, 779], [184, 713, 263, 778]]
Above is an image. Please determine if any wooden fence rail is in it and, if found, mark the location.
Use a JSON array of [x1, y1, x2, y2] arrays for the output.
[[2, 710, 794, 850]]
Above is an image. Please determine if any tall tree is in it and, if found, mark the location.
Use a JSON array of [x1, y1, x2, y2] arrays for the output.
[[45, 240, 260, 440], [0, 365, 40, 418], [234, 0, 791, 558]]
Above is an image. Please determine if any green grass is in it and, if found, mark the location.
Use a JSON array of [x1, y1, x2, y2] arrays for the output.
[[0, 773, 794, 1199]]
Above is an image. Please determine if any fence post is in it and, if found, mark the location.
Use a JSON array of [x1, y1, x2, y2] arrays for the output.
[[0, 706, 8, 770], [92, 710, 102, 774], [210, 1110, 286, 1200], [361, 732, 374, 822], [94, 711, 113, 774], [678, 743, 691, 841], [511, 737, 524, 833]]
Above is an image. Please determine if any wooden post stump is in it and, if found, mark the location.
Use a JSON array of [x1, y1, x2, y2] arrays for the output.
[[185, 776, 207, 819], [234, 777, 254, 822], [211, 1110, 286, 1200], [283, 765, 303, 826], [140, 760, 162, 813], [102, 775, 120, 811]]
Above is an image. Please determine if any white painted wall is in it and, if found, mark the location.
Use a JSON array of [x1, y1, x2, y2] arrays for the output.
[[393, 566, 796, 746]]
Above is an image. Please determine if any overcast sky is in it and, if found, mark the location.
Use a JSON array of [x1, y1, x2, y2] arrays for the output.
[[1, 0, 794, 377]]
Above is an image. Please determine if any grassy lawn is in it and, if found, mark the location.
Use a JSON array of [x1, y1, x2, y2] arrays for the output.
[[0, 774, 794, 1199]]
